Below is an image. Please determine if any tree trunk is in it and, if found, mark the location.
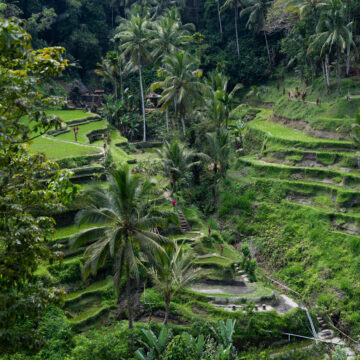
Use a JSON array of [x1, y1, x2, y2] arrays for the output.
[[114, 77, 118, 101], [336, 48, 342, 97], [138, 59, 146, 142], [263, 30, 271, 65], [126, 265, 133, 329], [120, 71, 124, 104], [165, 108, 169, 132], [322, 60, 327, 87], [346, 39, 351, 77], [325, 54, 330, 88], [217, 0, 223, 41], [180, 113, 186, 135], [234, 6, 240, 58], [163, 296, 170, 325], [170, 178, 176, 196]]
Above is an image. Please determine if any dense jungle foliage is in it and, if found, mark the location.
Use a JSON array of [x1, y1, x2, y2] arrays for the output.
[[1, 0, 360, 359]]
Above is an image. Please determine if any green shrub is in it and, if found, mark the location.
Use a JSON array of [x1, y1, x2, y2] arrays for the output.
[[68, 323, 141, 360], [163, 334, 192, 360], [48, 258, 83, 283]]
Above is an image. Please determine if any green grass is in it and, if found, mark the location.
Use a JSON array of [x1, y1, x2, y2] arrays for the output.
[[65, 277, 113, 302], [30, 136, 102, 159], [46, 110, 98, 122], [248, 118, 353, 148], [108, 129, 132, 163], [56, 120, 107, 145], [53, 223, 98, 240], [237, 156, 360, 189]]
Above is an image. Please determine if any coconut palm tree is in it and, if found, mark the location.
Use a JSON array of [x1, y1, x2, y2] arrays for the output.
[[150, 9, 194, 132], [70, 165, 173, 329], [147, 244, 202, 324], [308, 0, 355, 96], [240, 0, 273, 65], [157, 140, 206, 195], [116, 13, 151, 142], [95, 51, 127, 103], [216, 0, 224, 41], [205, 129, 231, 178], [220, 0, 244, 58], [151, 51, 205, 135], [205, 72, 243, 131]]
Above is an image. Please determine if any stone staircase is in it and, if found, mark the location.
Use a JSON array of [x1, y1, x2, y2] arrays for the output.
[[178, 210, 191, 233]]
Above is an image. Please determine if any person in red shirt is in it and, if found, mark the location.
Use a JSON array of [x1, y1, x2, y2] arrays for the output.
[[220, 245, 223, 256]]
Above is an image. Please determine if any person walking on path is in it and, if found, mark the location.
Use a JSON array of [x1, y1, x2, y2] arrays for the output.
[[220, 244, 223, 256]]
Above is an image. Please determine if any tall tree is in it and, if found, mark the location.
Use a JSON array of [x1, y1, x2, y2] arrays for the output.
[[71, 166, 172, 329], [240, 0, 273, 65], [150, 8, 193, 132], [0, 18, 74, 353], [157, 140, 205, 195], [205, 129, 231, 178], [147, 245, 201, 324], [116, 13, 151, 142], [308, 0, 355, 96], [151, 51, 204, 135], [221, 0, 244, 58]]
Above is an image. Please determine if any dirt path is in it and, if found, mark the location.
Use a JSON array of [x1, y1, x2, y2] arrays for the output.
[[43, 135, 104, 151]]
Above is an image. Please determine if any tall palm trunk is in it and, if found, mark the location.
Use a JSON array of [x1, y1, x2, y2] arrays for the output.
[[138, 59, 146, 142], [180, 113, 186, 135], [120, 71, 124, 104], [346, 40, 351, 77], [234, 6, 240, 58], [325, 54, 330, 88], [263, 31, 271, 65], [165, 108, 169, 132], [163, 294, 170, 325], [126, 264, 133, 329], [217, 0, 223, 41], [336, 47, 342, 97]]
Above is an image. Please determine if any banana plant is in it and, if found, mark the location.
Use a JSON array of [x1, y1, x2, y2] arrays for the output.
[[216, 319, 236, 348], [182, 333, 206, 360], [135, 327, 172, 360]]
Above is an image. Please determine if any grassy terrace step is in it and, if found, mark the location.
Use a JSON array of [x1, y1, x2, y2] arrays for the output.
[[45, 110, 99, 123], [65, 277, 113, 303], [241, 175, 360, 222], [262, 148, 360, 169], [237, 156, 360, 189], [246, 118, 354, 151], [281, 200, 360, 229], [246, 175, 360, 208], [68, 302, 116, 331]]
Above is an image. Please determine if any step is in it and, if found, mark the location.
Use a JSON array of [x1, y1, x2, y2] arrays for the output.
[[246, 118, 355, 151], [263, 149, 360, 170], [237, 157, 360, 188], [234, 176, 360, 208]]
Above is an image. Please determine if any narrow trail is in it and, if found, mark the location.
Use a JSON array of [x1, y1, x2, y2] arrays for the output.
[[42, 135, 104, 151]]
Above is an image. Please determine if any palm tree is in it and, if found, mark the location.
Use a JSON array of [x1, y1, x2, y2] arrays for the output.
[[147, 245, 202, 324], [206, 72, 243, 130], [216, 0, 224, 41], [205, 129, 231, 177], [95, 51, 127, 103], [150, 8, 193, 132], [308, 0, 355, 96], [157, 140, 205, 196], [116, 13, 151, 142], [285, 0, 326, 18], [151, 51, 205, 135], [240, 0, 273, 65], [70, 165, 173, 329], [220, 0, 244, 58]]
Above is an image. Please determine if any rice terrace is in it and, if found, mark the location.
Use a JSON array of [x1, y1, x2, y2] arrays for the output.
[[1, 0, 360, 359]]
